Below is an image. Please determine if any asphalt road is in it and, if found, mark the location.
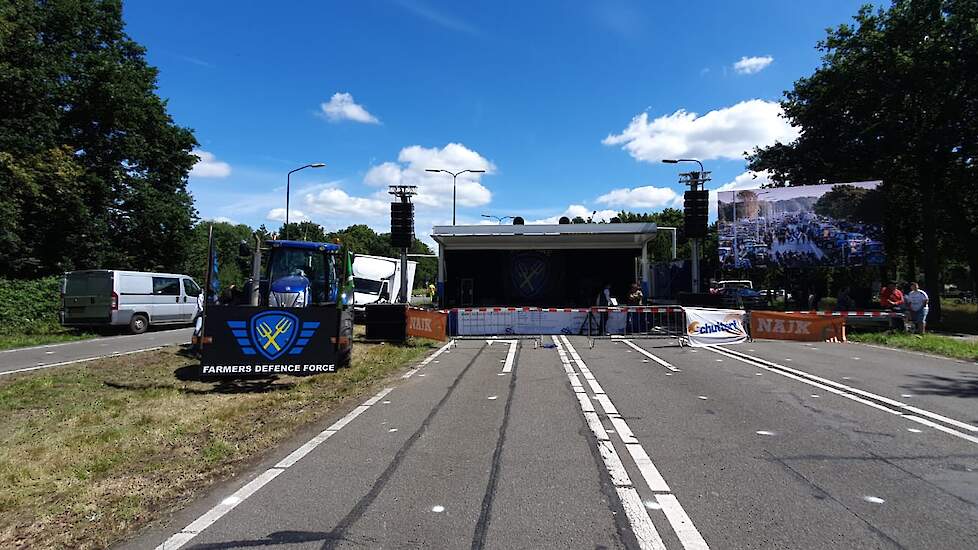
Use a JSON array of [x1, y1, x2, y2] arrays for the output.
[[0, 327, 193, 376], [134, 335, 978, 550]]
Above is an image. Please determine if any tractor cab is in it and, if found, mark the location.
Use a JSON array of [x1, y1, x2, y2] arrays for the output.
[[261, 240, 341, 307]]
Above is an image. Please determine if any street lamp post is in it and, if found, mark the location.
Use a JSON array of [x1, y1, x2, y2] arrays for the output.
[[286, 163, 326, 232], [425, 169, 487, 225]]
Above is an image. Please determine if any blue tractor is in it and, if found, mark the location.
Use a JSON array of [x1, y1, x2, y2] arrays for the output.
[[197, 235, 354, 377]]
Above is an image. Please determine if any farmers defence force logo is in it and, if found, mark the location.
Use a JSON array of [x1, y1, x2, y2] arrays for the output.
[[226, 311, 320, 360]]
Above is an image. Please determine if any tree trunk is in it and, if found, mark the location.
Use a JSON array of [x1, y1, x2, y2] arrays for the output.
[[920, 180, 942, 324]]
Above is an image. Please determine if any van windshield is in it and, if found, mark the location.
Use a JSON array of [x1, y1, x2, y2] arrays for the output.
[[354, 277, 382, 294]]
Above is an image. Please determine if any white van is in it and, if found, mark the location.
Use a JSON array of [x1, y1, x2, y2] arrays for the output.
[[60, 270, 202, 334]]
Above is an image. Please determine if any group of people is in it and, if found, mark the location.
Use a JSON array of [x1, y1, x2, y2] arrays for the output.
[[593, 282, 646, 335], [880, 281, 930, 334]]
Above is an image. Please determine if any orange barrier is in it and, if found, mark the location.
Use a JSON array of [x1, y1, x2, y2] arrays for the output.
[[406, 308, 448, 341], [750, 311, 846, 342]]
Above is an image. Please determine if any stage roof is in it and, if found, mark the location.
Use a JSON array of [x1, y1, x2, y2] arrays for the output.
[[431, 223, 657, 250]]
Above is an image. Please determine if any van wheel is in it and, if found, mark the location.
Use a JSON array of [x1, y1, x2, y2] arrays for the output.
[[129, 314, 149, 334]]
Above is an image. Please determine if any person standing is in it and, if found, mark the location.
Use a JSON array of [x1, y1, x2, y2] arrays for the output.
[[905, 282, 929, 334], [626, 282, 644, 333], [595, 283, 612, 335], [879, 281, 905, 330]]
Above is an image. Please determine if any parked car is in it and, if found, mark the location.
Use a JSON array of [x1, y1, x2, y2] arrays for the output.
[[60, 270, 202, 334]]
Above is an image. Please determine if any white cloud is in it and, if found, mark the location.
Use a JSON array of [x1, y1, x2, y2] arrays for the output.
[[319, 92, 380, 124], [602, 99, 798, 162], [266, 208, 308, 223], [210, 216, 236, 224], [190, 150, 231, 178], [733, 55, 774, 75], [363, 143, 495, 207], [302, 187, 390, 218], [530, 204, 619, 225], [596, 185, 681, 208]]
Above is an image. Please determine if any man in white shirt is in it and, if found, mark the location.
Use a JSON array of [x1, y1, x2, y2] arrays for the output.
[[905, 282, 929, 334]]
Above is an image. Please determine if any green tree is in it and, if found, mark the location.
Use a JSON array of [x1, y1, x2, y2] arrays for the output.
[[0, 0, 198, 277], [748, 0, 978, 322], [184, 221, 255, 289]]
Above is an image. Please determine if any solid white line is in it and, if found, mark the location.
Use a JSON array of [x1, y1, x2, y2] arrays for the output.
[[155, 385, 392, 550], [598, 439, 633, 487], [903, 415, 978, 445], [556, 335, 709, 549], [0, 346, 164, 377], [656, 494, 710, 550], [585, 411, 611, 441], [594, 394, 619, 416], [709, 346, 978, 434], [586, 377, 605, 395], [617, 487, 668, 550], [621, 340, 679, 372], [624, 443, 671, 493]]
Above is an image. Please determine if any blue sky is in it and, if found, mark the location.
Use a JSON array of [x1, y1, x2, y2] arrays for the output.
[[123, 0, 873, 245]]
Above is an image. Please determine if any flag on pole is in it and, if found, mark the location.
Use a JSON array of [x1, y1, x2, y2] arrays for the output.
[[209, 250, 220, 304], [341, 250, 355, 308]]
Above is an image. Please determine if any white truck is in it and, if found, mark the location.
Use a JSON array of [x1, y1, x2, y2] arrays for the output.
[[353, 255, 417, 318]]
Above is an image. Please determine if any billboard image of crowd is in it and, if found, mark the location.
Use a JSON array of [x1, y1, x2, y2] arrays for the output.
[[718, 181, 885, 269]]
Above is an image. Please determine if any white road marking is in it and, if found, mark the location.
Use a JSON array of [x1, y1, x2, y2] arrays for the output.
[[756, 430, 776, 436], [657, 494, 710, 549], [901, 394, 912, 398], [487, 395, 498, 400], [553, 336, 708, 549], [907, 428, 923, 433], [625, 443, 670, 492], [617, 487, 668, 550], [44, 351, 55, 354], [863, 496, 885, 504], [620, 340, 679, 371], [707, 346, 978, 443], [1, 346, 164, 377], [157, 386, 393, 550], [388, 428, 398, 432], [698, 396, 708, 400], [432, 505, 445, 513], [402, 340, 455, 379]]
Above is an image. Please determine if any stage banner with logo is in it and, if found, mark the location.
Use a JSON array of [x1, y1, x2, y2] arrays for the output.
[[201, 305, 349, 376], [750, 311, 845, 342], [684, 307, 748, 347], [407, 308, 447, 341]]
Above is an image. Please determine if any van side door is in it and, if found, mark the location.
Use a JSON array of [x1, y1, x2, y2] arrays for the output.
[[151, 276, 183, 322], [181, 278, 202, 321]]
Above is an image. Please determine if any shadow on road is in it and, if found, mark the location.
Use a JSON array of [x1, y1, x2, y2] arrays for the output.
[[102, 367, 296, 395], [904, 372, 978, 398], [186, 530, 340, 549]]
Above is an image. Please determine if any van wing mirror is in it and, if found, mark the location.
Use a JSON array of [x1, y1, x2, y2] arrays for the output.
[[238, 240, 252, 257]]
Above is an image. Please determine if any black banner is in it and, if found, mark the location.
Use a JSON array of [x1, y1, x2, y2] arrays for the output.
[[201, 305, 352, 377]]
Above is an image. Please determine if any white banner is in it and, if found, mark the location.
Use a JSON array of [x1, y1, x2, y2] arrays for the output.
[[455, 309, 627, 336], [683, 307, 748, 347]]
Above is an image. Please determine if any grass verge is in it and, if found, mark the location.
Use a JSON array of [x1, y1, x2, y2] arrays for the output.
[[0, 338, 437, 549], [849, 331, 978, 362], [0, 330, 96, 351]]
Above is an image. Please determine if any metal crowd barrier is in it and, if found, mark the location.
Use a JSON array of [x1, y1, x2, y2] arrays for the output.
[[586, 306, 687, 347]]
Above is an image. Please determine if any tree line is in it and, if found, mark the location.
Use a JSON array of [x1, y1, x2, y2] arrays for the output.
[[747, 0, 978, 321]]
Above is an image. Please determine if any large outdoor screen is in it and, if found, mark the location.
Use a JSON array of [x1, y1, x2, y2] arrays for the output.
[[717, 181, 884, 269]]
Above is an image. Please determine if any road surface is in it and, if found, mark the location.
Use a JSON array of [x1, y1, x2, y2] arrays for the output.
[[134, 335, 978, 549], [0, 327, 193, 376]]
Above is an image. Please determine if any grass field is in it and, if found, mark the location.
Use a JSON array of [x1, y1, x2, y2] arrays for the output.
[[0, 338, 437, 549], [849, 331, 978, 362]]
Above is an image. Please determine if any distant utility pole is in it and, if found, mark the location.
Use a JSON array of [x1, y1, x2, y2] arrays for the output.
[[663, 159, 711, 293], [425, 168, 486, 225]]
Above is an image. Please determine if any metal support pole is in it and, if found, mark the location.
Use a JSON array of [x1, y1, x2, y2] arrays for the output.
[[691, 238, 701, 293], [250, 234, 262, 306]]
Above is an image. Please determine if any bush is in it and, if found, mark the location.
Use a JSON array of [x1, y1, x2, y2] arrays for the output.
[[0, 277, 63, 335]]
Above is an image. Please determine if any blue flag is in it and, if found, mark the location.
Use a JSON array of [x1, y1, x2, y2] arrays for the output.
[[209, 252, 220, 303]]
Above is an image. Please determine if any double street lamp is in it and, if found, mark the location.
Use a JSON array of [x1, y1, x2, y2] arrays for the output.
[[425, 168, 486, 225], [286, 163, 326, 229]]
